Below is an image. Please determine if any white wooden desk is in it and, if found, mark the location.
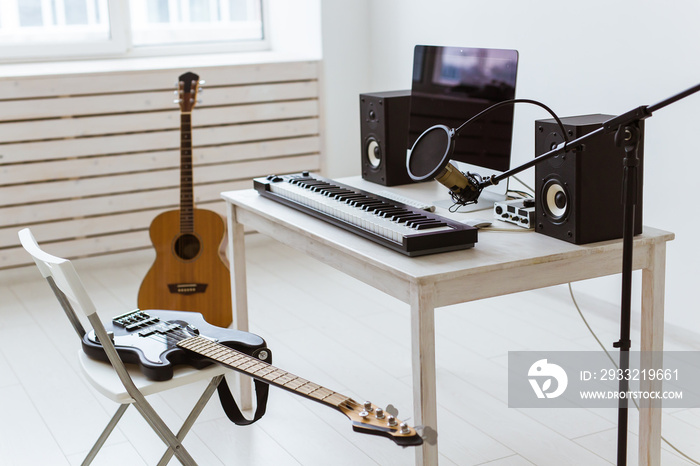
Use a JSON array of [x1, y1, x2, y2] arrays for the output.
[[221, 177, 673, 466]]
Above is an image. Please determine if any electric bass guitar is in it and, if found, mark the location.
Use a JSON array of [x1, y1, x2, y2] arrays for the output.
[[82, 309, 423, 446], [138, 71, 233, 328]]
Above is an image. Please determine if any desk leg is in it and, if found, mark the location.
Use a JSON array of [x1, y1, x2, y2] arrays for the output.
[[226, 202, 252, 410], [410, 282, 438, 466], [638, 242, 666, 466]]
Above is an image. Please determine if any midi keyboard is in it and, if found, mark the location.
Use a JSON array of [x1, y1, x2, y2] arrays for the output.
[[253, 172, 477, 256]]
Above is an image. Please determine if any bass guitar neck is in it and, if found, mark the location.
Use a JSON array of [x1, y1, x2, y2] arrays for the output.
[[177, 335, 421, 445]]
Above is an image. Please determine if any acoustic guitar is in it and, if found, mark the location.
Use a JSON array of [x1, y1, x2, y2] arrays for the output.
[[83, 309, 423, 446], [138, 72, 233, 327]]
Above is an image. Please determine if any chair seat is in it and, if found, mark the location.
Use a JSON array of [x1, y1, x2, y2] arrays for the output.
[[79, 350, 231, 404]]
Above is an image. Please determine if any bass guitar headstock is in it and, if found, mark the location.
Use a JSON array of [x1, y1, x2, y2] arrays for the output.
[[339, 400, 423, 446], [175, 71, 202, 112]]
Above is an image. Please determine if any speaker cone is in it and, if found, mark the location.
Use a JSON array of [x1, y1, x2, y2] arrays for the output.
[[365, 137, 382, 169], [542, 178, 569, 222]]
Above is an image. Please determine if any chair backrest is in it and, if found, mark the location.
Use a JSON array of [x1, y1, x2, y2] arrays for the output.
[[19, 228, 98, 318], [18, 228, 142, 394]]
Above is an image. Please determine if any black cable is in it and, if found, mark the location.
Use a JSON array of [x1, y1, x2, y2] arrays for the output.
[[454, 98, 570, 144], [447, 97, 569, 209], [568, 283, 700, 465]]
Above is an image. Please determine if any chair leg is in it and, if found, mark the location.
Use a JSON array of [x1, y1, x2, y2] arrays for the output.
[[156, 375, 225, 466], [132, 397, 198, 466], [82, 403, 130, 466]]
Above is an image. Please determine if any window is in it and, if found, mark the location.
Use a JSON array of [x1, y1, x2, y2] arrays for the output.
[[0, 0, 267, 62], [130, 0, 264, 47]]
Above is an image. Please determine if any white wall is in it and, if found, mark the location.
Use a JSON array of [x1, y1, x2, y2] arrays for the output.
[[320, 0, 700, 333], [319, 0, 371, 176], [268, 0, 322, 60]]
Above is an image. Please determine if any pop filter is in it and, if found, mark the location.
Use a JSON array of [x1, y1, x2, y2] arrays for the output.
[[406, 124, 483, 204], [406, 125, 455, 181]]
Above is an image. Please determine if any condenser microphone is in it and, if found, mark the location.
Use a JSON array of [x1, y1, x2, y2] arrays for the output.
[[405, 99, 572, 206], [406, 124, 484, 204]]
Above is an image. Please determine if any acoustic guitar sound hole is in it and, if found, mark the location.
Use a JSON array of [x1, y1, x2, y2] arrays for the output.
[[174, 234, 201, 260]]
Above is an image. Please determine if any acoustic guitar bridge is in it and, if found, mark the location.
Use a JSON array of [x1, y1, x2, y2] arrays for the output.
[[168, 283, 208, 295]]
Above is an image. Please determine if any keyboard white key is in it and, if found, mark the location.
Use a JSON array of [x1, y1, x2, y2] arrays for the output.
[[377, 190, 436, 212], [269, 181, 452, 243]]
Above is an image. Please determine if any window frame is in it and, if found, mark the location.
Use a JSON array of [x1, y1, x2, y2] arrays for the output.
[[0, 0, 270, 63]]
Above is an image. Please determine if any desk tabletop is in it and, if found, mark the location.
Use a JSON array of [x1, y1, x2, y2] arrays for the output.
[[222, 176, 674, 297]]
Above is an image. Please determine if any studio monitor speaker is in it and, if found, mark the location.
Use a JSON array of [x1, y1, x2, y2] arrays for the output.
[[534, 114, 644, 244], [360, 90, 413, 186]]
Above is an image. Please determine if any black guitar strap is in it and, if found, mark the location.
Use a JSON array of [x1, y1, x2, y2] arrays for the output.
[[216, 345, 270, 425], [216, 376, 269, 425]]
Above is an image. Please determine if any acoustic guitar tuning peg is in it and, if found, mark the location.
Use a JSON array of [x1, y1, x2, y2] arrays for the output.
[[199, 79, 206, 85]]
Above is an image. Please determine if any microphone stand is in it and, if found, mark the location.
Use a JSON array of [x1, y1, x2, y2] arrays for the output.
[[478, 82, 700, 465]]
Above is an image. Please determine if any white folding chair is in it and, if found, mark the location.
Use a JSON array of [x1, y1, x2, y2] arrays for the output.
[[19, 228, 231, 465]]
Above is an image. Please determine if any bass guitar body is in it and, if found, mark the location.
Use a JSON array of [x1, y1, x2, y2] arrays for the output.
[[83, 309, 263, 381], [138, 208, 233, 327]]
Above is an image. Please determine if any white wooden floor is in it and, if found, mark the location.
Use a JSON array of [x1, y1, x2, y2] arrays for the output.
[[1, 233, 700, 465]]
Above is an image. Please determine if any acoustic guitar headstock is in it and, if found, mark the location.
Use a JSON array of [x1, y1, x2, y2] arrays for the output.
[[339, 400, 423, 446], [175, 71, 202, 113]]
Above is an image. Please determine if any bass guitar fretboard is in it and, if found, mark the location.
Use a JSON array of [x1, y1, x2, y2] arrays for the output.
[[178, 335, 353, 409]]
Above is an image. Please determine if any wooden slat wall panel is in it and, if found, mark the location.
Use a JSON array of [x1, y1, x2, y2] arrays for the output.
[[0, 119, 320, 164], [0, 154, 320, 207], [0, 61, 320, 98], [0, 100, 320, 142], [0, 60, 323, 269], [3, 136, 320, 185], [0, 81, 319, 120]]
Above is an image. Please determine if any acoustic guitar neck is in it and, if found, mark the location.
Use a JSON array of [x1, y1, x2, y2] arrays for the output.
[[177, 72, 198, 233], [180, 111, 194, 233]]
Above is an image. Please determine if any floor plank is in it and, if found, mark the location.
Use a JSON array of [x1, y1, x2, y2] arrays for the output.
[[2, 233, 699, 465]]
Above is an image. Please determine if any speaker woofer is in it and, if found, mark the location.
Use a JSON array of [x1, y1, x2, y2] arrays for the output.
[[541, 178, 569, 222], [365, 137, 382, 169]]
